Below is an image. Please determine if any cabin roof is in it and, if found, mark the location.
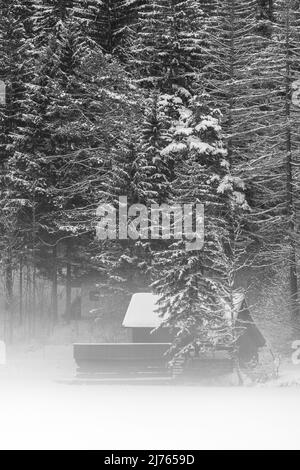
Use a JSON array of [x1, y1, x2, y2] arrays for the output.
[[123, 293, 164, 328], [123, 291, 246, 328]]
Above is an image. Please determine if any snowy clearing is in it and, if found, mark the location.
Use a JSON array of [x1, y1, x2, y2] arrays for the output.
[[0, 381, 300, 450], [0, 346, 299, 450]]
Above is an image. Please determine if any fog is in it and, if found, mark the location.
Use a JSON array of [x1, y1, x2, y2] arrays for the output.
[[0, 374, 300, 450]]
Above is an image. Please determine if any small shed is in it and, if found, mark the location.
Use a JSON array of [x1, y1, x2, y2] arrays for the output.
[[123, 292, 266, 362]]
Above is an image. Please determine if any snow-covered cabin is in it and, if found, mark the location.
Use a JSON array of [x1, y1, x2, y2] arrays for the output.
[[123, 292, 266, 362]]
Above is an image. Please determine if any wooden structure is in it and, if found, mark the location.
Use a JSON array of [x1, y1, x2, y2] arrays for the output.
[[73, 291, 266, 382], [74, 293, 172, 380], [74, 343, 171, 379]]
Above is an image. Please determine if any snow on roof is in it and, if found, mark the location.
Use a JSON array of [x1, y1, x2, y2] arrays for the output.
[[123, 291, 246, 328], [123, 293, 166, 328]]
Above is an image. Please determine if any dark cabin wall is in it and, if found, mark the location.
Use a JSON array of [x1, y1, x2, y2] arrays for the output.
[[132, 328, 173, 343]]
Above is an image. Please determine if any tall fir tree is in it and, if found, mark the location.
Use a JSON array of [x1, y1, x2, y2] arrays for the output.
[[130, 0, 205, 95], [7, 0, 140, 321], [0, 1, 36, 339], [245, 0, 300, 315], [204, 0, 300, 316], [74, 0, 140, 59], [96, 93, 171, 292], [152, 93, 248, 360]]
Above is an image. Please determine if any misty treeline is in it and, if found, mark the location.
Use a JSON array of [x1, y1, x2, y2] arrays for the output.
[[0, 0, 299, 357]]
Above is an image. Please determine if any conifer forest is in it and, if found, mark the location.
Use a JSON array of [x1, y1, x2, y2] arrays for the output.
[[0, 0, 300, 362]]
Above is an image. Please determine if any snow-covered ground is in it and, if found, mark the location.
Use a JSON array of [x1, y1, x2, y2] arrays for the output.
[[0, 345, 300, 450]]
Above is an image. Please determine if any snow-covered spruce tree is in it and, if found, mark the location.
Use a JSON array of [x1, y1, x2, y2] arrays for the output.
[[204, 0, 300, 315], [202, 1, 288, 304], [0, 0, 35, 174], [139, 93, 175, 205], [4, 1, 86, 322], [96, 92, 173, 293], [274, 0, 300, 316], [152, 94, 248, 361], [130, 0, 205, 94], [7, 1, 140, 322], [203, 0, 262, 165], [33, 0, 74, 33], [244, 0, 300, 316], [74, 0, 140, 59], [0, 1, 35, 339], [97, 138, 153, 292], [199, 0, 216, 16]]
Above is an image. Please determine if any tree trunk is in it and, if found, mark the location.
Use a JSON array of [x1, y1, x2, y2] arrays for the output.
[[65, 242, 72, 322], [19, 256, 23, 324], [5, 250, 13, 343], [31, 199, 37, 332], [52, 245, 58, 321]]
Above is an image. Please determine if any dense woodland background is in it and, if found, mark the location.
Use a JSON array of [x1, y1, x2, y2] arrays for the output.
[[0, 0, 299, 358]]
